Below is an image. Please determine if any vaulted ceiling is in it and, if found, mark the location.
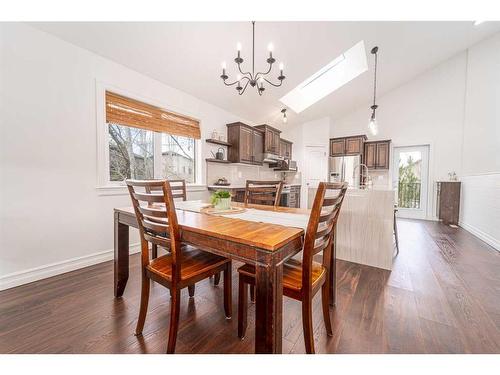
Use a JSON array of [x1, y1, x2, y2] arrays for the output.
[[32, 21, 500, 127]]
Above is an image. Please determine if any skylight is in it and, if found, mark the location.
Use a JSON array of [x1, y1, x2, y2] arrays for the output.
[[280, 41, 368, 113]]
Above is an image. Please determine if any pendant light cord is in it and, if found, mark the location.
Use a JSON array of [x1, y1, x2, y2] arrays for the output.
[[252, 21, 255, 76], [372, 50, 378, 107]]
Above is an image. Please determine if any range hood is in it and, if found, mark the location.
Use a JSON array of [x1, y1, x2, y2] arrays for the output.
[[262, 153, 283, 163]]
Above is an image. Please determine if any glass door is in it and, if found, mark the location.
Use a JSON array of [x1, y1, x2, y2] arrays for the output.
[[392, 145, 429, 219]]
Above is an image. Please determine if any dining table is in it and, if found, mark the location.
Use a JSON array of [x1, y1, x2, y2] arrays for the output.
[[113, 200, 336, 354]]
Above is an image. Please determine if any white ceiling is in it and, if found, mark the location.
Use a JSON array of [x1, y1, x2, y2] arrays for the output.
[[31, 21, 500, 127]]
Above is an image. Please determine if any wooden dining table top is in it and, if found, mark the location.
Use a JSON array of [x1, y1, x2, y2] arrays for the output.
[[115, 202, 310, 252]]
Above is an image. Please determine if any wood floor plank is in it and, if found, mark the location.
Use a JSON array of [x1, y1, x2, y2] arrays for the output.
[[1, 219, 499, 354]]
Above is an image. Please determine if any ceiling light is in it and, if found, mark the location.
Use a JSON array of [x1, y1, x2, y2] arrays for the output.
[[473, 21, 485, 26], [220, 22, 285, 96], [280, 41, 368, 113], [368, 46, 380, 136], [281, 108, 287, 123]]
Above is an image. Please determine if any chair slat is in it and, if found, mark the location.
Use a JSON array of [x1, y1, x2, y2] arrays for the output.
[[138, 205, 168, 218], [245, 180, 283, 207], [133, 192, 165, 203], [322, 197, 342, 207], [142, 218, 169, 234], [144, 233, 170, 248]]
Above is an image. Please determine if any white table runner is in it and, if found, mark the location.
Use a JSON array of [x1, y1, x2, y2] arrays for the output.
[[175, 200, 309, 231]]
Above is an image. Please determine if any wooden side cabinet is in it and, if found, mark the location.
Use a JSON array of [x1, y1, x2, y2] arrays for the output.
[[329, 135, 367, 156], [437, 181, 461, 225], [227, 122, 264, 165], [364, 140, 391, 169]]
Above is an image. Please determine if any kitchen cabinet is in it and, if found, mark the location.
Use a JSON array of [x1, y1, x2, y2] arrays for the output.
[[364, 140, 391, 169], [288, 185, 301, 208], [227, 122, 264, 165], [329, 135, 367, 156], [279, 138, 293, 160], [255, 124, 281, 154]]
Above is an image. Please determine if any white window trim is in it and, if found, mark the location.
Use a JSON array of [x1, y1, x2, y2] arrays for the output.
[[95, 81, 204, 196]]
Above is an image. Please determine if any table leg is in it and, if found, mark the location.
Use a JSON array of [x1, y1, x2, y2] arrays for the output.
[[329, 225, 337, 306], [114, 212, 129, 298], [254, 261, 283, 354]]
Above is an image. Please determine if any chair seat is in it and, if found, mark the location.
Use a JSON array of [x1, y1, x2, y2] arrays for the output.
[[147, 246, 229, 282], [238, 258, 326, 292]]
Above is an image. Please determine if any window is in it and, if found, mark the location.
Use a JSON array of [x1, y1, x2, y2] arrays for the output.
[[104, 91, 200, 185], [161, 133, 196, 183], [108, 123, 154, 181]]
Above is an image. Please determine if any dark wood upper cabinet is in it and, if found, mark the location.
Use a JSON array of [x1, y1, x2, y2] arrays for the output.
[[227, 122, 264, 165], [253, 129, 264, 163], [329, 135, 367, 156], [364, 142, 377, 169], [255, 124, 281, 154], [363, 140, 391, 169], [330, 139, 345, 156], [279, 138, 293, 160]]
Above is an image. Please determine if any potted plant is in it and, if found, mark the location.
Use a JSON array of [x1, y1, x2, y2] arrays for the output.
[[210, 190, 232, 210]]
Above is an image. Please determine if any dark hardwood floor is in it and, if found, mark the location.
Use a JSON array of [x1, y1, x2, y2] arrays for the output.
[[1, 219, 499, 353]]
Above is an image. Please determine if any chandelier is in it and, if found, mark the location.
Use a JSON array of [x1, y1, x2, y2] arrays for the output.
[[220, 21, 286, 96]]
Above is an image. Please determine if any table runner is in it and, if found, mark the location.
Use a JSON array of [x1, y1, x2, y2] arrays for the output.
[[175, 200, 309, 230]]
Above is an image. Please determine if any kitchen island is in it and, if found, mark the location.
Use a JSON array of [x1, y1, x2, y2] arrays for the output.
[[336, 187, 396, 270]]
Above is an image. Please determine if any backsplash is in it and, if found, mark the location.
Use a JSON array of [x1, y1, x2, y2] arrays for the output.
[[206, 163, 301, 187]]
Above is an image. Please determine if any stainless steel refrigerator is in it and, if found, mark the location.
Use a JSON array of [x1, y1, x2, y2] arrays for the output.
[[328, 155, 361, 188]]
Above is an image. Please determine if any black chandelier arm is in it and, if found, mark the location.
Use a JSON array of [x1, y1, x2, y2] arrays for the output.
[[222, 75, 250, 87], [262, 77, 284, 88], [238, 79, 251, 96], [255, 62, 273, 80], [237, 62, 252, 78]]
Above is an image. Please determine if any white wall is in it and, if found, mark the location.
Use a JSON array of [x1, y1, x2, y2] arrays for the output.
[[282, 117, 330, 208], [0, 24, 247, 289], [459, 33, 500, 249], [328, 32, 500, 250]]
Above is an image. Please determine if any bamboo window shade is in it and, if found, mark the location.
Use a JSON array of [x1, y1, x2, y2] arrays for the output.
[[105, 91, 201, 139]]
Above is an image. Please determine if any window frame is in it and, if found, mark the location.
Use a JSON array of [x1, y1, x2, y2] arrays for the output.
[[96, 82, 203, 195]]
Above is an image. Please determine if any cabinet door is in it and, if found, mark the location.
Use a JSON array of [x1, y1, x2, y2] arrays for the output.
[[376, 142, 390, 169], [239, 126, 253, 163], [273, 131, 280, 154], [286, 143, 292, 159], [252, 130, 264, 164], [364, 143, 377, 169], [345, 137, 363, 154], [279, 140, 286, 158], [330, 139, 345, 156]]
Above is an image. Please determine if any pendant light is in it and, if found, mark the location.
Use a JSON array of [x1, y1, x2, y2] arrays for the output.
[[368, 46, 379, 136], [281, 108, 287, 123]]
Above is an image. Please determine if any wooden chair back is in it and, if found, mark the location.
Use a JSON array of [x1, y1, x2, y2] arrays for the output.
[[145, 179, 187, 201], [244, 180, 283, 207], [301, 182, 348, 292], [126, 179, 183, 283]]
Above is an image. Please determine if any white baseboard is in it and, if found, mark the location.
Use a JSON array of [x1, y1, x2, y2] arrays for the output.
[[0, 243, 141, 291], [459, 221, 500, 251]]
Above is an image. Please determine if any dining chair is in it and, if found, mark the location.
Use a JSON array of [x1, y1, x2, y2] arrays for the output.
[[244, 180, 284, 206], [145, 179, 186, 259], [237, 182, 348, 354], [244, 180, 284, 302], [126, 179, 232, 353]]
